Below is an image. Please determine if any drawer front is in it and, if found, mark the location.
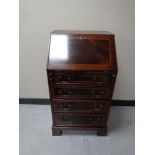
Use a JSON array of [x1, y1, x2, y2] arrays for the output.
[[53, 87, 110, 99], [53, 99, 110, 112], [55, 113, 106, 126], [54, 73, 110, 85]]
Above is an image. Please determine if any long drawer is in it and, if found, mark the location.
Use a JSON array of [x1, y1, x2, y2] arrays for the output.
[[55, 73, 110, 83], [48, 71, 112, 86], [54, 113, 106, 127], [52, 99, 110, 113], [52, 87, 110, 99]]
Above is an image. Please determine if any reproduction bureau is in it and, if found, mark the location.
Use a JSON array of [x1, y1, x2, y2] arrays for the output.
[[47, 30, 118, 136]]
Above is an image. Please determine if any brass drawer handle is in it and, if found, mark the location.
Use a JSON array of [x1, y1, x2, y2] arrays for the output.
[[62, 104, 72, 110], [94, 103, 104, 109], [58, 90, 72, 95], [89, 117, 101, 123], [62, 117, 71, 122], [93, 76, 105, 82]]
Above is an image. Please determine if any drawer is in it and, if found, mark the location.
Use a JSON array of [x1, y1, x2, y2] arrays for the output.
[[53, 87, 110, 99], [54, 113, 106, 127], [54, 73, 110, 84], [52, 99, 110, 112], [47, 71, 113, 85]]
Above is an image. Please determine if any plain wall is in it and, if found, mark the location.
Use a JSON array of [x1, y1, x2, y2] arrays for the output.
[[20, 0, 135, 100]]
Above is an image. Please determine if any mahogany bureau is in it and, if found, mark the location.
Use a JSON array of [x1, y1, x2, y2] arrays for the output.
[[47, 30, 118, 136]]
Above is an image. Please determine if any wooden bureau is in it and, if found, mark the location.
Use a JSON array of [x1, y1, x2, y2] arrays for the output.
[[47, 30, 118, 136]]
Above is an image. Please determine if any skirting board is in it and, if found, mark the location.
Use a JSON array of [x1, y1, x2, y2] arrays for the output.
[[19, 98, 135, 106]]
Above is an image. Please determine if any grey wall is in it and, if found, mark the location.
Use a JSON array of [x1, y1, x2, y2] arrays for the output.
[[20, 0, 135, 100]]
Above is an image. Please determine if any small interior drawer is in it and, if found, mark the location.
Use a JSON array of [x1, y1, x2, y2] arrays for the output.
[[52, 99, 110, 112], [54, 113, 106, 126]]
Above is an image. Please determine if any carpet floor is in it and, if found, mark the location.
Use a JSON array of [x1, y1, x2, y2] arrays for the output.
[[19, 105, 135, 155]]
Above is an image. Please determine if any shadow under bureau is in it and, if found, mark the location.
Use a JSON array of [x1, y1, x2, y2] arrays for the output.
[[47, 30, 118, 136]]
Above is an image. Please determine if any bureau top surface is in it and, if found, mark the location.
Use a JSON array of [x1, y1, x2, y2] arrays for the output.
[[50, 30, 114, 35], [47, 30, 117, 71]]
